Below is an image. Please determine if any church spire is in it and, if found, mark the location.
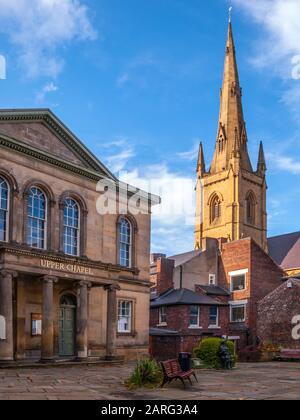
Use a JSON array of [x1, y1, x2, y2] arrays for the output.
[[196, 142, 206, 176], [257, 141, 267, 175], [210, 22, 252, 174]]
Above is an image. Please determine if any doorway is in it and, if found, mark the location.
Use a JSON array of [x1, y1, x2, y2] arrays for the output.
[[59, 294, 76, 357]]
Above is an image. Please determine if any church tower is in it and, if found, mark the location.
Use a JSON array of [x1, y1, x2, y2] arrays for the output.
[[195, 22, 268, 251]]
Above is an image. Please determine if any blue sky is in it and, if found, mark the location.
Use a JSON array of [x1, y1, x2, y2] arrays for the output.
[[0, 0, 299, 256]]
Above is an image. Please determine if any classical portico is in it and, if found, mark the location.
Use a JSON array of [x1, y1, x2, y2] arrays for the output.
[[0, 247, 129, 363]]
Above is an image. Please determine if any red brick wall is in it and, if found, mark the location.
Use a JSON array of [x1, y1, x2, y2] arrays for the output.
[[150, 304, 229, 356], [156, 258, 175, 296], [218, 238, 284, 345], [257, 281, 300, 349]]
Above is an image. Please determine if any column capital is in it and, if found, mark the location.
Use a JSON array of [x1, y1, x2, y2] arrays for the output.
[[0, 270, 17, 280], [42, 275, 58, 284], [104, 284, 121, 292], [75, 281, 92, 290]]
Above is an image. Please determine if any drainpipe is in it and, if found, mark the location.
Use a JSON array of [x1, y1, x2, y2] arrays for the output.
[[180, 265, 183, 289]]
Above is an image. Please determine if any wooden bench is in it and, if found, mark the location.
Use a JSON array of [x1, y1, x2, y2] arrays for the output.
[[161, 359, 198, 388], [279, 349, 300, 361]]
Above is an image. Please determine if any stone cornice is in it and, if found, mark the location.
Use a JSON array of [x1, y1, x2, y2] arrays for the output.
[[0, 243, 140, 276], [0, 133, 106, 182], [0, 109, 117, 180]]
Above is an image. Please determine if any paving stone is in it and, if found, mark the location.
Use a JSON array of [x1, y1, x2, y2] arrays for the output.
[[0, 362, 299, 400]]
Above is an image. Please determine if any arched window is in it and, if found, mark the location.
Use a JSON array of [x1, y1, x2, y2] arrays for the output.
[[246, 192, 256, 225], [63, 198, 80, 256], [0, 177, 9, 242], [119, 217, 132, 268], [27, 187, 47, 249], [210, 194, 221, 224]]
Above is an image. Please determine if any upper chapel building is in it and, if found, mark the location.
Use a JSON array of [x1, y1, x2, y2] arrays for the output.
[[0, 109, 159, 363]]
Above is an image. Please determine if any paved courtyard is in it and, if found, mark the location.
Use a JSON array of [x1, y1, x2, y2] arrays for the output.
[[0, 362, 299, 400]]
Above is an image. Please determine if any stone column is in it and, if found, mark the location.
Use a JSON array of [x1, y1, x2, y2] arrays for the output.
[[16, 279, 26, 360], [41, 276, 57, 362], [105, 284, 120, 360], [76, 281, 91, 360], [0, 271, 17, 362]]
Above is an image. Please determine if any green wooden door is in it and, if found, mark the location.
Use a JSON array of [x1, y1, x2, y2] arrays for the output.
[[59, 298, 76, 357]]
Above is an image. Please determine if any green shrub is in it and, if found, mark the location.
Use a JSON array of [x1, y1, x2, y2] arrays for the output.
[[125, 359, 163, 389], [194, 338, 237, 369]]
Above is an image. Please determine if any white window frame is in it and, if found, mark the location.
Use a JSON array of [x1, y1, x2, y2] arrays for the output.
[[27, 186, 47, 250], [119, 217, 133, 268], [208, 306, 220, 329], [229, 269, 248, 292], [0, 177, 9, 243], [230, 300, 247, 323], [158, 306, 167, 326], [117, 300, 132, 333], [209, 274, 216, 285], [189, 306, 202, 329], [63, 198, 80, 257]]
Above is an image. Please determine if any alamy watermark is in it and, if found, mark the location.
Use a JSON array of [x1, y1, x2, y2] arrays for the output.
[[292, 315, 300, 340]]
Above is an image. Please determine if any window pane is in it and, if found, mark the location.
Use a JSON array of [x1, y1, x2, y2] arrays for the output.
[[189, 306, 200, 326], [209, 306, 218, 325], [63, 198, 80, 256], [231, 306, 245, 323], [231, 275, 246, 291], [0, 178, 8, 242], [119, 218, 132, 268], [118, 301, 132, 332], [27, 187, 46, 249]]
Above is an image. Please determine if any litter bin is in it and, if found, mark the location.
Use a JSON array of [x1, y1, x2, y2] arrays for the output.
[[178, 352, 192, 372]]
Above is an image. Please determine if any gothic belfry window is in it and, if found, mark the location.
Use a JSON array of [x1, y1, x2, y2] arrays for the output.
[[246, 192, 256, 225], [210, 194, 221, 224]]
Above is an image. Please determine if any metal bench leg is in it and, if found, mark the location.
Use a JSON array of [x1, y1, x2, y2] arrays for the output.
[[193, 373, 198, 383]]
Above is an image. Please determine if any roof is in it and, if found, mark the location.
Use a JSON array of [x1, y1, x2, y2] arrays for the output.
[[197, 285, 230, 296], [268, 231, 300, 269], [167, 249, 202, 267], [150, 328, 179, 337], [150, 288, 227, 308], [0, 109, 160, 206]]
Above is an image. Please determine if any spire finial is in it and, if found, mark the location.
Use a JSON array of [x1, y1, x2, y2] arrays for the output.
[[229, 4, 233, 23]]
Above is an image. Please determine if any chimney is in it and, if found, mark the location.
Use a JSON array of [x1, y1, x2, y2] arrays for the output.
[[156, 258, 175, 296]]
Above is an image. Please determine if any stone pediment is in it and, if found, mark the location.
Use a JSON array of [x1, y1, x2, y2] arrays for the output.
[[0, 109, 116, 180]]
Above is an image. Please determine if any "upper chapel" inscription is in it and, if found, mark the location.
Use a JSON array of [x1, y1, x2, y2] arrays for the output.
[[40, 259, 93, 276]]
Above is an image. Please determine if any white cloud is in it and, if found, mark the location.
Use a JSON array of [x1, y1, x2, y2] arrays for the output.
[[268, 152, 300, 174], [101, 138, 136, 174], [176, 142, 200, 161], [100, 138, 197, 255], [0, 0, 97, 78], [36, 81, 58, 103], [233, 0, 300, 77], [120, 162, 196, 255]]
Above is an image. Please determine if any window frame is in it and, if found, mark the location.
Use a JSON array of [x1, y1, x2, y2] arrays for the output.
[[26, 186, 47, 250], [0, 176, 9, 243], [158, 306, 167, 325], [230, 303, 246, 323], [63, 197, 81, 257], [229, 269, 248, 293], [117, 300, 133, 333], [209, 274, 216, 286], [119, 217, 133, 268], [208, 306, 219, 328], [189, 305, 201, 329]]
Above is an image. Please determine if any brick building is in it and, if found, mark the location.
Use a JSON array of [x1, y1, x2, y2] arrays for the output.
[[0, 109, 159, 363], [150, 237, 284, 357], [257, 279, 300, 349]]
